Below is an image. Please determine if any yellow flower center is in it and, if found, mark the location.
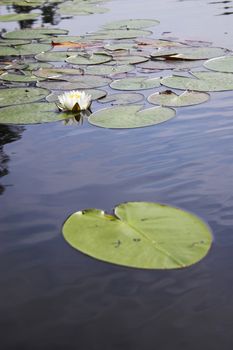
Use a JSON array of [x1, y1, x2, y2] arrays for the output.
[[69, 92, 81, 99]]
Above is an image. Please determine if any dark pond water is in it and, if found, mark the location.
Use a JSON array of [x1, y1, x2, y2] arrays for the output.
[[1, 0, 233, 349]]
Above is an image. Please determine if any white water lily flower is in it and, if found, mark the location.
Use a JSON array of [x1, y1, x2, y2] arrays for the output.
[[57, 90, 91, 112]]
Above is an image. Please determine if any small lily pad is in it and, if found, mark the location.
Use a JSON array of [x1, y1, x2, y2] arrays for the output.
[[0, 87, 49, 107], [111, 55, 149, 65], [104, 43, 137, 51], [148, 90, 210, 107], [98, 92, 144, 105], [34, 67, 83, 79], [59, 2, 109, 15], [46, 89, 107, 102], [102, 19, 160, 30], [161, 72, 233, 91], [3, 28, 68, 40], [35, 51, 70, 62], [0, 102, 71, 124], [37, 75, 111, 89], [88, 104, 175, 129], [66, 53, 112, 65], [84, 64, 134, 76], [0, 72, 42, 83], [62, 201, 212, 269], [0, 13, 40, 22], [204, 55, 233, 73], [87, 29, 152, 40], [110, 76, 160, 91]]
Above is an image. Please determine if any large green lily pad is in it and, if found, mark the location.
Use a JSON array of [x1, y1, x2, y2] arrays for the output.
[[0, 43, 52, 57], [37, 75, 111, 89], [3, 28, 68, 40], [161, 72, 233, 91], [148, 90, 210, 107], [204, 55, 233, 73], [0, 13, 40, 22], [169, 46, 227, 60], [98, 92, 144, 105], [102, 19, 160, 30], [0, 87, 49, 107], [110, 76, 160, 90], [88, 104, 175, 129], [111, 55, 149, 65], [66, 53, 112, 65], [0, 102, 71, 124], [62, 202, 212, 269]]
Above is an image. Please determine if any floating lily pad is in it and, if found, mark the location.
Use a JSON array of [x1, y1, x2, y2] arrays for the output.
[[138, 59, 203, 71], [35, 51, 70, 62], [204, 55, 233, 73], [98, 92, 144, 105], [3, 28, 68, 40], [34, 67, 83, 79], [66, 53, 112, 65], [104, 43, 137, 51], [111, 55, 149, 65], [0, 102, 71, 124], [62, 201, 212, 269], [0, 13, 40, 22], [87, 29, 152, 40], [88, 104, 175, 129], [102, 19, 160, 30], [46, 89, 107, 102], [37, 75, 111, 89], [110, 76, 160, 91], [0, 39, 31, 46], [136, 38, 187, 48], [169, 46, 227, 60], [84, 64, 134, 76], [148, 90, 210, 107], [161, 72, 233, 91], [0, 42, 51, 57], [0, 72, 42, 83], [24, 62, 53, 70], [0, 87, 49, 107], [59, 2, 109, 15]]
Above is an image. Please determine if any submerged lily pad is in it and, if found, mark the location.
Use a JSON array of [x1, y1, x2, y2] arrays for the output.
[[46, 89, 107, 102], [66, 53, 112, 65], [0, 87, 49, 107], [111, 55, 149, 65], [204, 55, 233, 73], [161, 72, 233, 91], [88, 104, 175, 129], [3, 28, 68, 40], [0, 102, 71, 124], [148, 90, 210, 107], [37, 75, 111, 89], [62, 201, 212, 269], [98, 92, 144, 105], [138, 59, 203, 71], [110, 76, 160, 90], [0, 13, 40, 22], [104, 43, 137, 51], [102, 19, 160, 30]]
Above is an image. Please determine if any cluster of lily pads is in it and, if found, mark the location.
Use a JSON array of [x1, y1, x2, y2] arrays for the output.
[[0, 17, 232, 127]]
